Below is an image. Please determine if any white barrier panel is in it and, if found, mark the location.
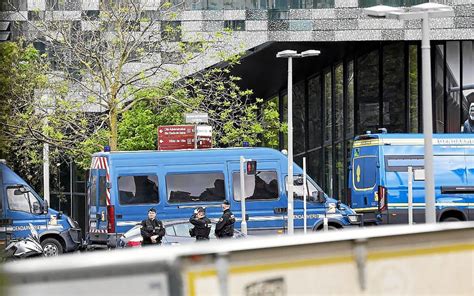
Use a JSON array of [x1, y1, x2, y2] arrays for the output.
[[3, 223, 474, 296]]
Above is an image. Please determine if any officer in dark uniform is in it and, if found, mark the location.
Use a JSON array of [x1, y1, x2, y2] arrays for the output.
[[140, 208, 165, 246], [189, 207, 211, 241], [215, 200, 235, 239]]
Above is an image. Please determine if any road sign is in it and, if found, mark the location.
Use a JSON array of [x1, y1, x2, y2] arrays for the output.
[[196, 125, 212, 149], [157, 125, 213, 150], [185, 112, 208, 124], [158, 125, 195, 150]]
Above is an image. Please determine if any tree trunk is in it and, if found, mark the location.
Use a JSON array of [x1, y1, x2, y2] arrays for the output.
[[109, 106, 118, 151], [109, 86, 119, 151]]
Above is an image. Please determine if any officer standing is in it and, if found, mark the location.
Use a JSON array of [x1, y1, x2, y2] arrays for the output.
[[140, 208, 165, 246], [215, 200, 235, 239], [462, 102, 474, 133], [189, 207, 211, 241]]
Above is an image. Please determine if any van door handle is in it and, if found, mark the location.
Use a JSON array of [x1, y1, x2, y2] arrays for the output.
[[274, 207, 288, 214], [116, 214, 123, 219]]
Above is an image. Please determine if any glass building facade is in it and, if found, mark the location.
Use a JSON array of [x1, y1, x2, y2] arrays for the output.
[[269, 40, 474, 203]]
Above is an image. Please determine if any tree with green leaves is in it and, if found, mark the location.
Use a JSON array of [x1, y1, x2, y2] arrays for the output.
[[3, 0, 283, 174]]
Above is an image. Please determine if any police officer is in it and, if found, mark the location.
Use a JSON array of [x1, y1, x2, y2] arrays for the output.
[[215, 200, 235, 239], [140, 208, 165, 246], [462, 102, 474, 133], [189, 207, 211, 241]]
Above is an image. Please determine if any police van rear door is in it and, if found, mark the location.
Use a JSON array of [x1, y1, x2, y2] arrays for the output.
[[350, 142, 380, 214]]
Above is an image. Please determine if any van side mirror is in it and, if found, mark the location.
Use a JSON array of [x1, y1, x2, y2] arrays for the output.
[[42, 200, 49, 214], [294, 175, 304, 186], [33, 201, 40, 213], [57, 211, 63, 219], [312, 191, 326, 203]]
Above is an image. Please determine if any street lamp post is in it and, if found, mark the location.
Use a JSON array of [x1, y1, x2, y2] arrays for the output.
[[276, 49, 320, 235], [364, 3, 454, 224]]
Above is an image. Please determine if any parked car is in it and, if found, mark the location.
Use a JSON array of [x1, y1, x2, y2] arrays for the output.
[[118, 220, 246, 248]]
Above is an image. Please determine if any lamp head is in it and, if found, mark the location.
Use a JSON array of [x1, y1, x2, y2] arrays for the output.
[[276, 50, 298, 58], [364, 5, 403, 17], [301, 49, 320, 58]]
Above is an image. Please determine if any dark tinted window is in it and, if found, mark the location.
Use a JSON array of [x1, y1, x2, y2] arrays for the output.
[[90, 175, 97, 206], [166, 173, 225, 203], [352, 157, 377, 190], [118, 175, 159, 205], [99, 176, 107, 206], [233, 171, 279, 201]]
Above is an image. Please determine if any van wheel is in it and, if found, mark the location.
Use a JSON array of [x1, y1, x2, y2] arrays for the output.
[[442, 217, 460, 222], [314, 225, 339, 231], [41, 238, 63, 256]]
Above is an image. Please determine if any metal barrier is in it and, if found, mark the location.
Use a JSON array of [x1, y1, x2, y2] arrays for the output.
[[3, 222, 474, 296]]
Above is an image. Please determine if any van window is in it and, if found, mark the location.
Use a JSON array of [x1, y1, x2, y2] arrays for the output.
[[90, 175, 97, 206], [233, 171, 279, 201], [7, 186, 42, 214], [385, 155, 424, 172], [118, 175, 159, 205], [284, 177, 321, 199], [98, 176, 107, 206], [352, 157, 377, 190], [166, 173, 225, 203]]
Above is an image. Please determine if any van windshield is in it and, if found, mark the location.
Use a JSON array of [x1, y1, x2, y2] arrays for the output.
[[352, 156, 377, 190]]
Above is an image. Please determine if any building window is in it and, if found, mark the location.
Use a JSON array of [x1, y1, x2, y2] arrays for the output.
[[81, 10, 100, 21], [324, 145, 333, 196], [161, 51, 183, 64], [408, 44, 419, 133], [46, 0, 81, 11], [166, 173, 225, 203], [294, 81, 306, 155], [445, 41, 461, 132], [118, 175, 159, 205], [308, 75, 322, 149], [461, 41, 474, 128], [346, 60, 355, 139], [307, 149, 322, 186], [335, 63, 344, 140], [324, 69, 332, 144], [0, 0, 27, 11], [434, 44, 445, 132], [383, 43, 406, 132], [357, 50, 380, 133], [224, 20, 245, 31], [335, 142, 344, 200], [161, 21, 181, 42]]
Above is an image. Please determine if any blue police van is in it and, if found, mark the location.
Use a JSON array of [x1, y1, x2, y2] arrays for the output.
[[348, 133, 474, 224], [0, 161, 82, 256], [86, 147, 361, 247]]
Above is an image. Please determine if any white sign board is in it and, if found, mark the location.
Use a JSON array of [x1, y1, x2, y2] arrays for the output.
[[196, 125, 212, 137], [185, 112, 208, 124]]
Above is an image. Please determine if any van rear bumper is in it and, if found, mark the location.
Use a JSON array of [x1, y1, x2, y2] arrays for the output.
[[352, 210, 382, 224]]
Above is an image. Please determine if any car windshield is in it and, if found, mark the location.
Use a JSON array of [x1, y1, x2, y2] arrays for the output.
[[124, 225, 141, 238]]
